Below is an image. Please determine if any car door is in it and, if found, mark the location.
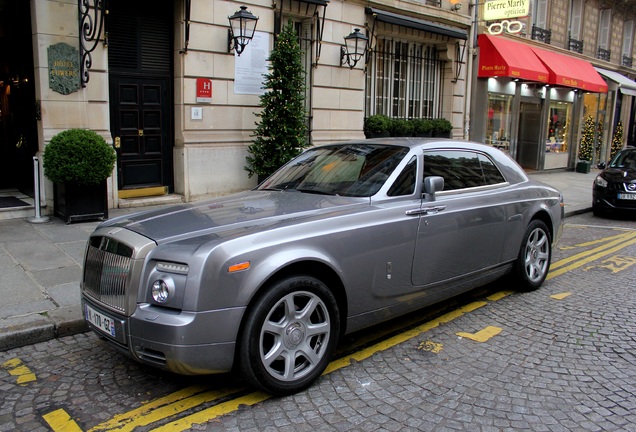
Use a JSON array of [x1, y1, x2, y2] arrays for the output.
[[411, 149, 507, 288]]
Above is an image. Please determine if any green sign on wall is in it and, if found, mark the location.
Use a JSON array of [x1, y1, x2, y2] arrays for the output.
[[48, 42, 80, 95]]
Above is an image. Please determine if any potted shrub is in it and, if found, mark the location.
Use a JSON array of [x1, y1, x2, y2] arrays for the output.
[[432, 118, 453, 138], [43, 129, 116, 223], [390, 118, 413, 137], [363, 114, 391, 138], [411, 118, 433, 137]]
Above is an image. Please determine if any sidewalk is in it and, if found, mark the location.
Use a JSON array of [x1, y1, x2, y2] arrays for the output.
[[0, 169, 599, 352]]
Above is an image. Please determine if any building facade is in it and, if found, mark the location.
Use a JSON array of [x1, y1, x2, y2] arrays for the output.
[[469, 0, 636, 172], [0, 0, 634, 220]]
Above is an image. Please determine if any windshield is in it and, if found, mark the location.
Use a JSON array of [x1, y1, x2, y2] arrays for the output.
[[257, 144, 410, 197], [609, 149, 636, 169]]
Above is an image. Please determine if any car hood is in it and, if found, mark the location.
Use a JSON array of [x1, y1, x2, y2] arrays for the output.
[[99, 190, 368, 243], [601, 167, 636, 182]]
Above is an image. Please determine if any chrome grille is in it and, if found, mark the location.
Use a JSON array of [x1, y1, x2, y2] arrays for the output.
[[83, 236, 133, 313]]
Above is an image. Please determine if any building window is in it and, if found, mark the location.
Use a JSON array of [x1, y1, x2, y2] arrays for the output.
[[486, 93, 513, 153], [365, 38, 444, 119], [568, 0, 584, 53], [598, 9, 612, 57], [533, 0, 549, 30], [622, 20, 634, 66]]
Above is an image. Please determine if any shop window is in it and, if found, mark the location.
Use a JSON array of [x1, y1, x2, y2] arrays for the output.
[[545, 101, 572, 169], [486, 93, 513, 152], [365, 38, 444, 119]]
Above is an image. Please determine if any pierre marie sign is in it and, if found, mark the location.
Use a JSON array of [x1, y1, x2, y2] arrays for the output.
[[484, 0, 529, 21]]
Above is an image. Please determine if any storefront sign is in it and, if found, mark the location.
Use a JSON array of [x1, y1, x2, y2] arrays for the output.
[[484, 0, 530, 21], [196, 78, 213, 103], [47, 43, 80, 95]]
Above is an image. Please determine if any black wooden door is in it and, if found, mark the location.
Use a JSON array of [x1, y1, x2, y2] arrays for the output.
[[108, 0, 173, 191], [110, 76, 171, 190]]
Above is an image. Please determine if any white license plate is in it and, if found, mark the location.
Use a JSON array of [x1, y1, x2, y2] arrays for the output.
[[618, 193, 636, 200], [85, 304, 116, 338]]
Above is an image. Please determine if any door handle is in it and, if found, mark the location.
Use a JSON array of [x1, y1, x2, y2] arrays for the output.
[[405, 205, 446, 216], [114, 136, 121, 149], [138, 129, 144, 137]]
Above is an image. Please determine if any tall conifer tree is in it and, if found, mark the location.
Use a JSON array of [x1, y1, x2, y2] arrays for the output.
[[245, 21, 308, 179]]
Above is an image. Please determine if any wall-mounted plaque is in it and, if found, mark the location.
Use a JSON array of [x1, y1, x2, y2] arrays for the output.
[[48, 43, 80, 95]]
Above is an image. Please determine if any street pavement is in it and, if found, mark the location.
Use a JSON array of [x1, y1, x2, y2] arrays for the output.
[[0, 169, 601, 352]]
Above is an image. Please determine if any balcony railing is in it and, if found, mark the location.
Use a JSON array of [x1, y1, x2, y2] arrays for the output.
[[568, 36, 584, 54], [531, 25, 551, 44], [623, 55, 633, 67], [597, 47, 611, 62]]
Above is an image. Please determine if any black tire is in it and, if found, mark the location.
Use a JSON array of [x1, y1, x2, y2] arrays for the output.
[[512, 220, 551, 291], [238, 276, 340, 396]]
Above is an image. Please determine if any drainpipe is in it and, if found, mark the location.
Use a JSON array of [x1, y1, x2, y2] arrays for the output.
[[464, 1, 478, 140]]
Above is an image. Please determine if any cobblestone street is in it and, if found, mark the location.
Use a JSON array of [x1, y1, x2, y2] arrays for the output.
[[1, 213, 635, 431]]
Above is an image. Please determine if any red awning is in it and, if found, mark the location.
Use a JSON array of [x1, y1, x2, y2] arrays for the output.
[[530, 47, 608, 93], [477, 34, 549, 83]]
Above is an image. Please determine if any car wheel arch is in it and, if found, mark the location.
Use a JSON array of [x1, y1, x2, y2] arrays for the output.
[[237, 260, 349, 342], [530, 210, 554, 243]]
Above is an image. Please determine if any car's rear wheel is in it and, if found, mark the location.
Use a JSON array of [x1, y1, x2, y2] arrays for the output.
[[513, 220, 551, 291], [238, 276, 340, 396]]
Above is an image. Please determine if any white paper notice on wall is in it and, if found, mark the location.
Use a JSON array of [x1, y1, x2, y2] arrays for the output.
[[191, 107, 203, 121], [234, 31, 270, 95]]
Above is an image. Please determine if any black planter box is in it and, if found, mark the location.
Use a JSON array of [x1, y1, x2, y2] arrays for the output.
[[54, 181, 108, 224], [576, 161, 591, 173]]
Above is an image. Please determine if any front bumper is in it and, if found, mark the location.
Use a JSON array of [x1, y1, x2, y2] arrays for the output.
[[593, 188, 636, 211], [82, 296, 245, 375]]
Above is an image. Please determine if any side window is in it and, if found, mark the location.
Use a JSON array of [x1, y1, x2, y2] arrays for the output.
[[388, 156, 417, 196], [478, 154, 506, 185], [423, 150, 505, 191]]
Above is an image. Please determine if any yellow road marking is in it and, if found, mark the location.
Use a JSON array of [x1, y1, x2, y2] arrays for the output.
[[43, 409, 83, 432], [487, 291, 513, 301], [152, 392, 271, 431], [418, 340, 444, 353], [89, 386, 237, 431], [550, 231, 636, 271], [456, 326, 503, 342], [2, 358, 36, 385], [583, 255, 636, 274], [550, 292, 572, 300], [548, 234, 636, 280]]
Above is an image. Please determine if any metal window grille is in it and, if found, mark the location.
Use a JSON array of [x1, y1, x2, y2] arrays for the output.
[[365, 38, 444, 119]]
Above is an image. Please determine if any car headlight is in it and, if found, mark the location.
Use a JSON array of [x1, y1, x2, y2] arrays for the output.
[[152, 279, 171, 303], [594, 176, 608, 188]]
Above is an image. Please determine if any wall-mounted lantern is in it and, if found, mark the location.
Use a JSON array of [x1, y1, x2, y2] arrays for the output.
[[340, 28, 368, 69], [228, 6, 259, 56]]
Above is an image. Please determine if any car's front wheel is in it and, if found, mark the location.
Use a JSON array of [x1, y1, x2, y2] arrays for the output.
[[238, 276, 340, 396], [513, 220, 551, 291]]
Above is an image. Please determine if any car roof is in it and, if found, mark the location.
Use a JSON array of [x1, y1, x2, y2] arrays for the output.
[[323, 137, 494, 152]]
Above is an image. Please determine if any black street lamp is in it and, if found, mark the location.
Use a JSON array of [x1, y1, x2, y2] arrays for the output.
[[340, 28, 368, 69], [228, 6, 259, 56]]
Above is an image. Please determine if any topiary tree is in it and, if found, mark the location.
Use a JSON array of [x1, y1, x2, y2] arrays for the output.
[[579, 116, 595, 161], [610, 121, 624, 160], [245, 21, 308, 179], [43, 129, 116, 185]]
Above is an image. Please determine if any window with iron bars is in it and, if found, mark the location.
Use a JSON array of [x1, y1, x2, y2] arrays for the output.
[[365, 38, 444, 119]]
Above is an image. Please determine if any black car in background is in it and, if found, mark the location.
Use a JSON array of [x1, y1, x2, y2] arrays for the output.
[[593, 147, 636, 217]]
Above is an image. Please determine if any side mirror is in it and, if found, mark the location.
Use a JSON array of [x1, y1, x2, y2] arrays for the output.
[[597, 162, 606, 170], [424, 176, 444, 201]]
